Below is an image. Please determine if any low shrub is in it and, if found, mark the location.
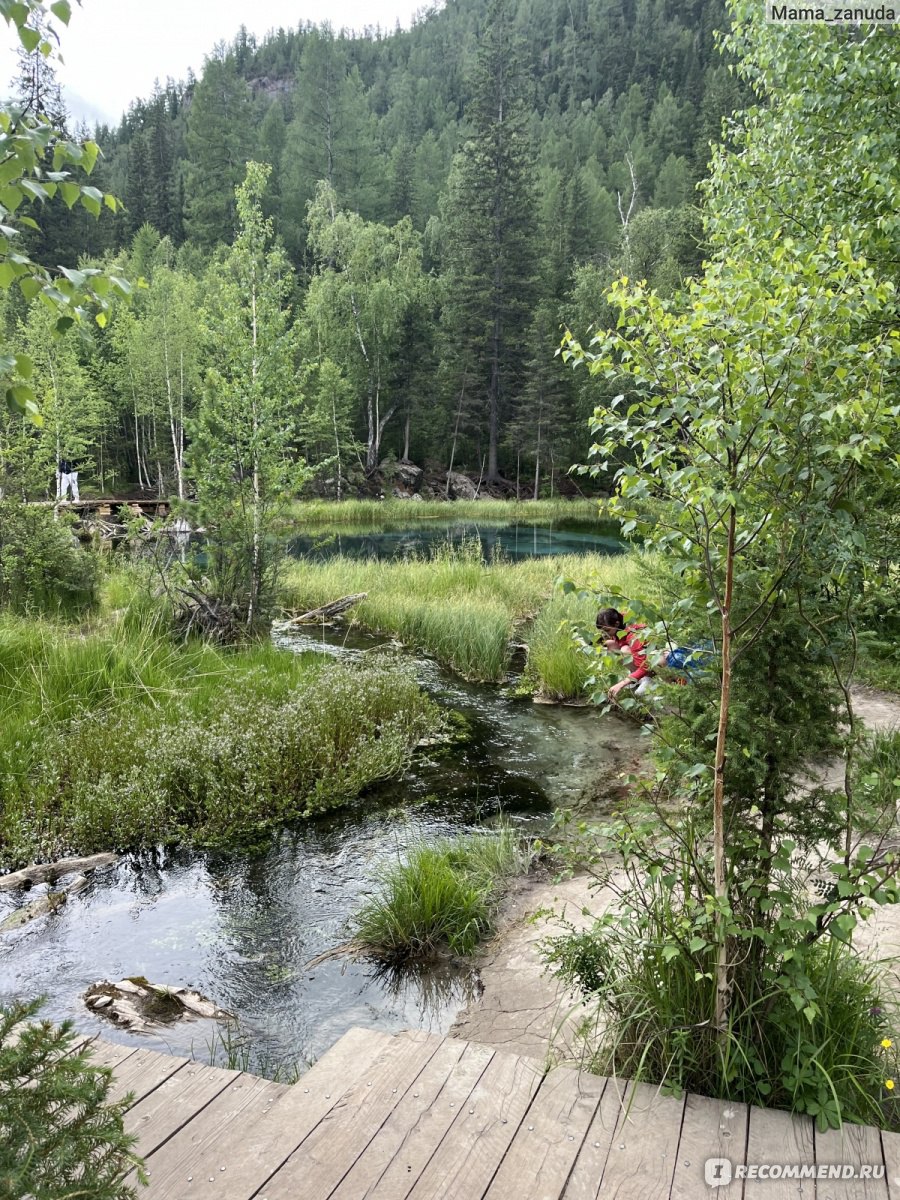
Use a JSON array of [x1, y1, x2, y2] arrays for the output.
[[0, 616, 441, 866], [542, 826, 900, 1130], [0, 1000, 146, 1199], [0, 501, 97, 615], [353, 826, 533, 961]]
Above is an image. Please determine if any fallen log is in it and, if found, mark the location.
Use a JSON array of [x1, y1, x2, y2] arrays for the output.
[[0, 852, 118, 892], [0, 891, 67, 932], [289, 593, 368, 624]]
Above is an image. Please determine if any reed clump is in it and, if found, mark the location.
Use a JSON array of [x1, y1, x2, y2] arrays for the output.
[[353, 825, 534, 961], [281, 545, 654, 692], [289, 498, 602, 527]]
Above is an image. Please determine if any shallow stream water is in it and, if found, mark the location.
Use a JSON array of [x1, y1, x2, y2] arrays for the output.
[[0, 528, 642, 1069]]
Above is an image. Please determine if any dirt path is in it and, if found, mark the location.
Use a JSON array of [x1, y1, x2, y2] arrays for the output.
[[450, 685, 900, 1063]]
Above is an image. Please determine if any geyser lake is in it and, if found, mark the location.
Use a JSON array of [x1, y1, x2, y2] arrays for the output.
[[0, 519, 640, 1068]]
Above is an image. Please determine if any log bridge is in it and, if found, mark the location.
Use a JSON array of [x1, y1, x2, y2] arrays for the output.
[[68, 1027, 900, 1198]]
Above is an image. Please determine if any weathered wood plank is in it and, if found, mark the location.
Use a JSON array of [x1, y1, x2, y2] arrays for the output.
[[141, 1076, 286, 1198], [815, 1121, 889, 1200], [81, 1037, 139, 1074], [881, 1130, 900, 1200], [743, 1105, 815, 1199], [561, 1076, 623, 1200], [133, 1026, 395, 1200], [107, 1046, 189, 1108], [404, 1044, 544, 1200], [126, 1061, 241, 1158], [590, 1079, 684, 1200], [670, 1092, 747, 1199], [260, 1030, 443, 1200], [329, 1036, 472, 1200], [358, 1040, 496, 1200], [485, 1065, 607, 1200]]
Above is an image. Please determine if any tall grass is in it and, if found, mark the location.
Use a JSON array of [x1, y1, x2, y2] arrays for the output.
[[280, 546, 652, 688], [0, 610, 441, 869], [289, 498, 603, 527], [353, 826, 534, 961]]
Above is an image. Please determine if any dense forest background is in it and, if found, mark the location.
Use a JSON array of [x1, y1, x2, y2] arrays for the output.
[[1, 0, 747, 497]]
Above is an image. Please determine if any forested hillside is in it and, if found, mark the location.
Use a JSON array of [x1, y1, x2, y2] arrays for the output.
[[2, 0, 745, 496]]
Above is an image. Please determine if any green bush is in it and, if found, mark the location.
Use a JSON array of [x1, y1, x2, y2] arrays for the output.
[[543, 857, 900, 1130], [353, 826, 533, 961], [0, 501, 97, 615], [0, 1000, 146, 1199], [0, 616, 441, 866]]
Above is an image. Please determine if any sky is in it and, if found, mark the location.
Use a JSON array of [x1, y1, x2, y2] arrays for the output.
[[3, 0, 428, 126]]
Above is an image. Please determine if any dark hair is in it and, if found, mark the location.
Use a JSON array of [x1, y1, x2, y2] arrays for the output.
[[596, 607, 625, 631]]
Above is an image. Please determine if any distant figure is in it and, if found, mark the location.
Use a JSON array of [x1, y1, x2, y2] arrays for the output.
[[57, 458, 80, 503], [596, 606, 653, 701]]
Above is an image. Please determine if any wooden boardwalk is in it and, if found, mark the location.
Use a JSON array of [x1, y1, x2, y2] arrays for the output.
[[82, 1028, 900, 1199]]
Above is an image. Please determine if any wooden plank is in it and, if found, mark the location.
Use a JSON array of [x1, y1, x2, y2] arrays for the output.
[[561, 1076, 624, 1200], [260, 1030, 444, 1200], [670, 1093, 747, 1199], [881, 1131, 900, 1199], [81, 1037, 139, 1073], [329, 1036, 473, 1200], [815, 1122, 889, 1199], [108, 1047, 189, 1108], [125, 1061, 241, 1158], [357, 1040, 496, 1200], [743, 1105, 815, 1200], [142, 1028, 395, 1200], [590, 1079, 684, 1200], [485, 1066, 607, 1200], [404, 1044, 544, 1200], [141, 1076, 286, 1198]]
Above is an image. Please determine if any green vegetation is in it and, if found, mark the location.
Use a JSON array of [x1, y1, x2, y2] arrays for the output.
[[353, 826, 534, 961], [0, 597, 441, 869], [544, 870, 900, 1130], [280, 543, 650, 687], [1, 0, 734, 500], [287, 498, 603, 527], [0, 501, 98, 615], [544, 0, 900, 1132], [0, 999, 146, 1200]]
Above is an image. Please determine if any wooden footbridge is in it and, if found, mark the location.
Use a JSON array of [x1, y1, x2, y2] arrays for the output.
[[79, 1028, 900, 1199]]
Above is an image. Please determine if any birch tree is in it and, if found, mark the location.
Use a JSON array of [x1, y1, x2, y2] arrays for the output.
[[192, 162, 301, 633]]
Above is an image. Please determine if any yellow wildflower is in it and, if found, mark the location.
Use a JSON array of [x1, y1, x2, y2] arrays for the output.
[[886, 1080, 895, 1091], [882, 1038, 893, 1049]]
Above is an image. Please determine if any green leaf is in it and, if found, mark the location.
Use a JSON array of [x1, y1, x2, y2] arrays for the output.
[[79, 191, 101, 217], [13, 352, 32, 378], [60, 181, 80, 209], [19, 24, 40, 51], [50, 0, 72, 23], [6, 383, 34, 412], [18, 275, 40, 301]]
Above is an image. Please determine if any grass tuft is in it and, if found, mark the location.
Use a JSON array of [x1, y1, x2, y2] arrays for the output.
[[353, 826, 534, 962]]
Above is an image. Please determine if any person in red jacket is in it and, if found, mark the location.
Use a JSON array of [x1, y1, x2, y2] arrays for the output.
[[595, 607, 652, 701]]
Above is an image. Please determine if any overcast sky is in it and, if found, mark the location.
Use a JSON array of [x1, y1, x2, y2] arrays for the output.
[[3, 0, 427, 126]]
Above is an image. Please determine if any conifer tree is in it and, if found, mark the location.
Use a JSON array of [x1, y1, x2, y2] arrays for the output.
[[183, 50, 253, 248], [440, 0, 538, 481]]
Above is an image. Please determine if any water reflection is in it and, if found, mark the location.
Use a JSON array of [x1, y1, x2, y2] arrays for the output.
[[287, 519, 624, 562]]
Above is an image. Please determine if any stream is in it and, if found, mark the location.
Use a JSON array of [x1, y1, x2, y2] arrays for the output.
[[0, 524, 642, 1070]]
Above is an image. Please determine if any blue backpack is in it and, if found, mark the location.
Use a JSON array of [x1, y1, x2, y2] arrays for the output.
[[666, 641, 716, 680]]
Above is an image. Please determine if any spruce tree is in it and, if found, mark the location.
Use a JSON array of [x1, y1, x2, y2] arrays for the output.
[[0, 1000, 145, 1200], [183, 50, 253, 248], [440, 0, 538, 481]]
